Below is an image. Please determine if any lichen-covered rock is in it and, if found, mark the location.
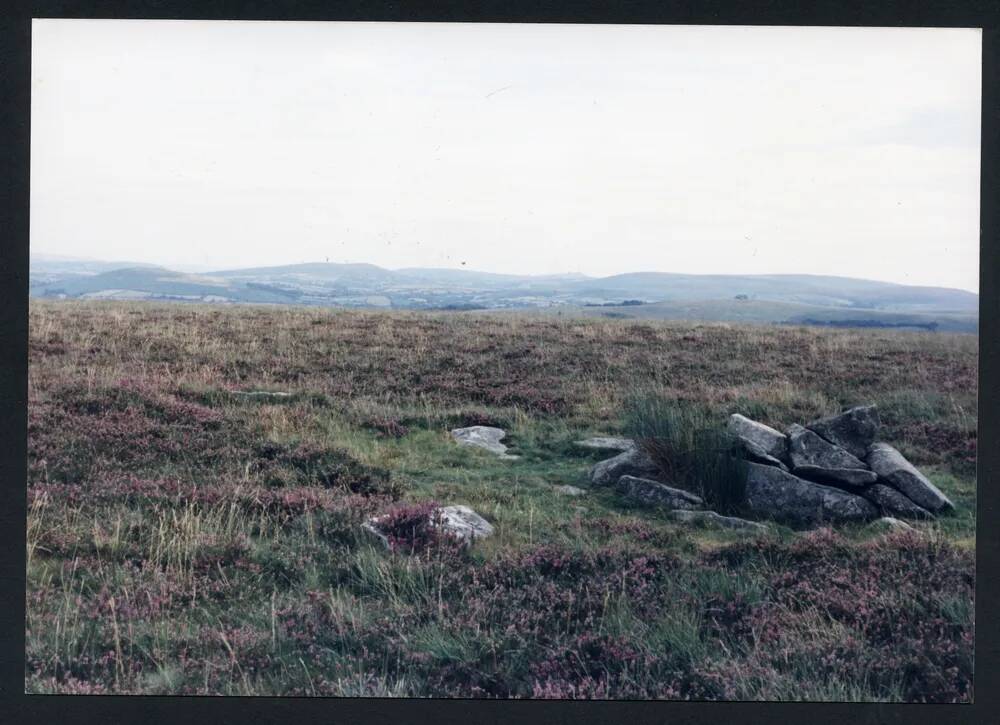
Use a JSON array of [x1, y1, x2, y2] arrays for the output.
[[615, 475, 703, 510], [451, 426, 519, 459], [574, 436, 635, 452], [727, 414, 788, 461], [669, 509, 770, 533], [744, 462, 879, 525], [787, 423, 875, 476], [736, 437, 790, 471], [861, 482, 934, 520], [806, 405, 880, 460], [589, 446, 660, 486], [866, 443, 954, 513]]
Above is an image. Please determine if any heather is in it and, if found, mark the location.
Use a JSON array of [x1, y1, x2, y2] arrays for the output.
[[25, 301, 976, 699]]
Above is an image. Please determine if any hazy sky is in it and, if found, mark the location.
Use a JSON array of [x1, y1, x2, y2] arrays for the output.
[[31, 21, 981, 291]]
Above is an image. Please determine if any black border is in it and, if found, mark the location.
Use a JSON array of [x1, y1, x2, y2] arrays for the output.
[[2, 2, 997, 724]]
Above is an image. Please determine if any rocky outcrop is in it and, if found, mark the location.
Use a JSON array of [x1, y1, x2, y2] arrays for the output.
[[589, 446, 660, 486], [866, 443, 954, 513], [615, 475, 703, 510], [807, 405, 880, 460], [861, 482, 933, 520], [451, 426, 519, 459], [727, 414, 788, 460], [785, 423, 876, 487], [669, 509, 770, 533], [574, 436, 635, 452], [744, 462, 878, 525]]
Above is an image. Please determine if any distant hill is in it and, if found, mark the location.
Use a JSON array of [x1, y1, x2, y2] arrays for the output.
[[29, 258, 978, 331]]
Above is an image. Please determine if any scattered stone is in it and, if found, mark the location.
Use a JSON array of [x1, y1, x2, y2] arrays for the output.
[[744, 462, 879, 526], [736, 437, 789, 471], [554, 484, 587, 497], [574, 436, 635, 452], [363, 504, 495, 549], [861, 483, 934, 520], [451, 426, 519, 459], [234, 390, 292, 398], [437, 505, 495, 543], [807, 405, 881, 460], [727, 414, 788, 461], [866, 443, 954, 513], [867, 516, 917, 534], [615, 475, 703, 510], [669, 509, 770, 533], [589, 446, 660, 486]]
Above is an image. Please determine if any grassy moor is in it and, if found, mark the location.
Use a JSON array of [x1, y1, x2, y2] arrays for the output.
[[25, 301, 977, 700]]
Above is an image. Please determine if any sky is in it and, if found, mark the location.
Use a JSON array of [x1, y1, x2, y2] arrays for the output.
[[30, 21, 981, 291]]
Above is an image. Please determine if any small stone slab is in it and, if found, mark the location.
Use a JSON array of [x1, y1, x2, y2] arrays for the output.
[[867, 516, 916, 534], [670, 509, 770, 533], [727, 414, 788, 461], [451, 426, 519, 459], [807, 405, 880, 460], [615, 475, 703, 510], [363, 504, 494, 549], [589, 446, 660, 486], [437, 505, 495, 542], [554, 485, 587, 497], [787, 423, 872, 477], [574, 436, 635, 453], [744, 462, 879, 526], [233, 390, 292, 399], [737, 437, 789, 471], [861, 482, 933, 520], [793, 464, 878, 488], [866, 443, 954, 513]]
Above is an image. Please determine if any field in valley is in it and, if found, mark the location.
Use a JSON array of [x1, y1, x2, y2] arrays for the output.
[[25, 300, 977, 700]]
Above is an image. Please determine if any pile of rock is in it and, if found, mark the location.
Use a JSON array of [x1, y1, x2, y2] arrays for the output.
[[583, 436, 768, 533], [585, 404, 954, 528], [729, 406, 953, 525]]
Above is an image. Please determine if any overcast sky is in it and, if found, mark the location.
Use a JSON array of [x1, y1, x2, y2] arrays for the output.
[[31, 21, 981, 291]]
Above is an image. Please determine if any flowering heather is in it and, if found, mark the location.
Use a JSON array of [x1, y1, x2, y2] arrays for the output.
[[25, 301, 976, 699]]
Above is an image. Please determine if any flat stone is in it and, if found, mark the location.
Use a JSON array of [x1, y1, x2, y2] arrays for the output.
[[363, 504, 494, 549], [866, 443, 954, 513], [744, 462, 879, 526], [669, 509, 770, 533], [615, 475, 703, 510], [861, 483, 934, 520], [554, 484, 587, 497], [589, 446, 660, 486], [867, 516, 917, 534], [727, 414, 788, 461], [736, 437, 790, 471], [807, 405, 880, 460], [437, 505, 495, 542], [451, 426, 519, 459], [793, 464, 878, 488], [234, 390, 292, 398], [787, 423, 870, 470], [574, 436, 635, 452]]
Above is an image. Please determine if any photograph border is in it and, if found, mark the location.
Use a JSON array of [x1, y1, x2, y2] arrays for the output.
[[2, 2, 997, 723]]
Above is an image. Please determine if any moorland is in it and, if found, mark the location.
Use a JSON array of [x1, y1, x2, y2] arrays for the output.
[[25, 300, 976, 700]]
